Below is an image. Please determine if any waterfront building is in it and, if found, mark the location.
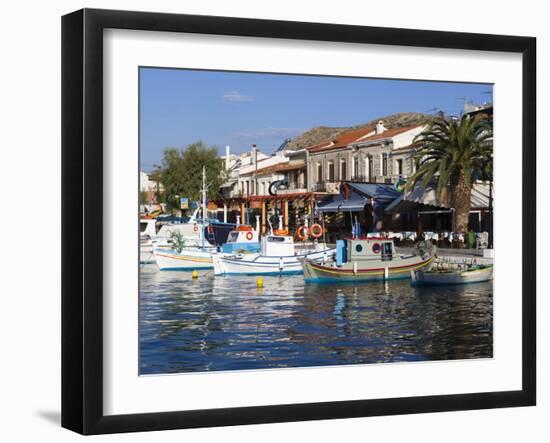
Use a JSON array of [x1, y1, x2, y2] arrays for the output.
[[306, 120, 426, 192]]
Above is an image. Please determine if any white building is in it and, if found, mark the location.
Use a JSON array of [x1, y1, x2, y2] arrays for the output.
[[220, 145, 288, 198]]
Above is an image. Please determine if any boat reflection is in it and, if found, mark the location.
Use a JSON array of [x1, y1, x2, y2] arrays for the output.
[[139, 265, 492, 374]]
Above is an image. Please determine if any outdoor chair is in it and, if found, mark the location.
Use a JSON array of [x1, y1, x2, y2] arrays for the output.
[[451, 232, 465, 249], [437, 232, 451, 248]]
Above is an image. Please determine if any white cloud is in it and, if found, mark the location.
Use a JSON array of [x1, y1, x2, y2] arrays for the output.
[[222, 91, 255, 102]]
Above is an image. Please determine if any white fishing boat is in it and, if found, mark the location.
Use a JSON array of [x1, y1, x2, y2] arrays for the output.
[[152, 167, 261, 271], [152, 245, 216, 270], [140, 218, 159, 263], [302, 237, 435, 283], [411, 264, 493, 286], [140, 207, 216, 264], [213, 234, 335, 275]]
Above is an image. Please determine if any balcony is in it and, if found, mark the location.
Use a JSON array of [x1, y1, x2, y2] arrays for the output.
[[312, 181, 341, 194]]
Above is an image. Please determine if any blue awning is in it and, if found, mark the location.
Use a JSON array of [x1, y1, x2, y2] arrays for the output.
[[318, 194, 370, 212], [317, 183, 401, 213]]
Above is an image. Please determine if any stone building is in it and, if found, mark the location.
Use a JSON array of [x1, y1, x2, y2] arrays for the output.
[[305, 121, 426, 193]]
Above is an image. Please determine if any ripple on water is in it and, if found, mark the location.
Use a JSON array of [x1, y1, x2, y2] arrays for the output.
[[139, 265, 493, 374]]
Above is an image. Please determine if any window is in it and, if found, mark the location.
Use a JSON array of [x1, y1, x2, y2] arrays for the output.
[[382, 154, 388, 176], [396, 159, 403, 176], [267, 236, 286, 242], [341, 159, 347, 180], [355, 244, 363, 253], [365, 156, 372, 181], [382, 242, 393, 261], [328, 161, 335, 181], [317, 162, 323, 183], [353, 157, 359, 179]]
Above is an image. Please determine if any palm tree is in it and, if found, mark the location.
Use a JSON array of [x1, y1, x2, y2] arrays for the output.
[[406, 114, 493, 233]]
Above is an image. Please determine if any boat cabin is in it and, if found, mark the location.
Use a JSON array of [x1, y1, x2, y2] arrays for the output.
[[261, 235, 295, 257], [336, 237, 396, 265], [221, 226, 260, 253]]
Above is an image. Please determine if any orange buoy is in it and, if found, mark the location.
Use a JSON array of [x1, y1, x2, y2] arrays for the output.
[[296, 226, 308, 241], [310, 223, 323, 239], [274, 229, 289, 235]]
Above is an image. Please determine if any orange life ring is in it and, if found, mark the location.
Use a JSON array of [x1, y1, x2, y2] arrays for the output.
[[310, 223, 323, 239], [296, 226, 308, 241], [245, 231, 253, 240]]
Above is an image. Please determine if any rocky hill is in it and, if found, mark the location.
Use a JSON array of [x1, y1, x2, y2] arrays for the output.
[[286, 112, 432, 151]]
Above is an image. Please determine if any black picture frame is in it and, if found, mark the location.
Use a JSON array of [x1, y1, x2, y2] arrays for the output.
[[62, 8, 536, 435]]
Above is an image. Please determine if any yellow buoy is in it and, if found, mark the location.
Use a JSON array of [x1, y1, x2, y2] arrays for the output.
[[256, 277, 264, 288], [192, 270, 198, 279]]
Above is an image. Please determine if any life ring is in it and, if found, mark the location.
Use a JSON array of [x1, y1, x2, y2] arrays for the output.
[[310, 223, 323, 239], [245, 231, 253, 240], [296, 226, 308, 241], [193, 225, 198, 232], [372, 242, 381, 254]]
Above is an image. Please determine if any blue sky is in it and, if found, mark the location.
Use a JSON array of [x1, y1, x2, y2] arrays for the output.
[[140, 67, 492, 171]]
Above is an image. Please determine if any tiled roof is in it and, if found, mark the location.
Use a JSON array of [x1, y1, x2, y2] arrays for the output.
[[307, 127, 375, 153], [307, 124, 425, 154], [241, 160, 305, 176]]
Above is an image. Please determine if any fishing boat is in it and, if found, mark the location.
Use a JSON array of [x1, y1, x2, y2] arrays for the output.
[[152, 245, 216, 270], [302, 237, 435, 282], [411, 264, 493, 286], [212, 234, 335, 275], [140, 218, 159, 263], [152, 167, 217, 271]]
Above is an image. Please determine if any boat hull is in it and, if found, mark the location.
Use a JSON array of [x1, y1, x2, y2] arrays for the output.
[[213, 248, 335, 275], [411, 265, 493, 286], [303, 255, 435, 282], [153, 247, 214, 271], [140, 244, 155, 264]]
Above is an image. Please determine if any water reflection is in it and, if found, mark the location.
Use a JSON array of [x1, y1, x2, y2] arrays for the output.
[[139, 265, 493, 374]]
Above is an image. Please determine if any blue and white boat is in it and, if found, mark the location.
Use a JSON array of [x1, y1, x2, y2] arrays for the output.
[[213, 234, 335, 276]]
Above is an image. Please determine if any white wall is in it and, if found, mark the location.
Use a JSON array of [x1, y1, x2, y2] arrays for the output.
[[0, 1, 546, 442], [392, 126, 426, 149]]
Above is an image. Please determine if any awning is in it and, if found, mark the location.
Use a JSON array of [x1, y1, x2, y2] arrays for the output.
[[385, 182, 492, 214], [317, 182, 401, 213], [318, 194, 370, 212], [346, 183, 401, 203], [220, 179, 237, 188]]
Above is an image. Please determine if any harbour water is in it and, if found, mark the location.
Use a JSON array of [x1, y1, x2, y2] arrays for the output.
[[139, 264, 493, 374]]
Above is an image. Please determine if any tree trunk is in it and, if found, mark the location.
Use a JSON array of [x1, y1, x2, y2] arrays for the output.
[[450, 169, 472, 233]]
